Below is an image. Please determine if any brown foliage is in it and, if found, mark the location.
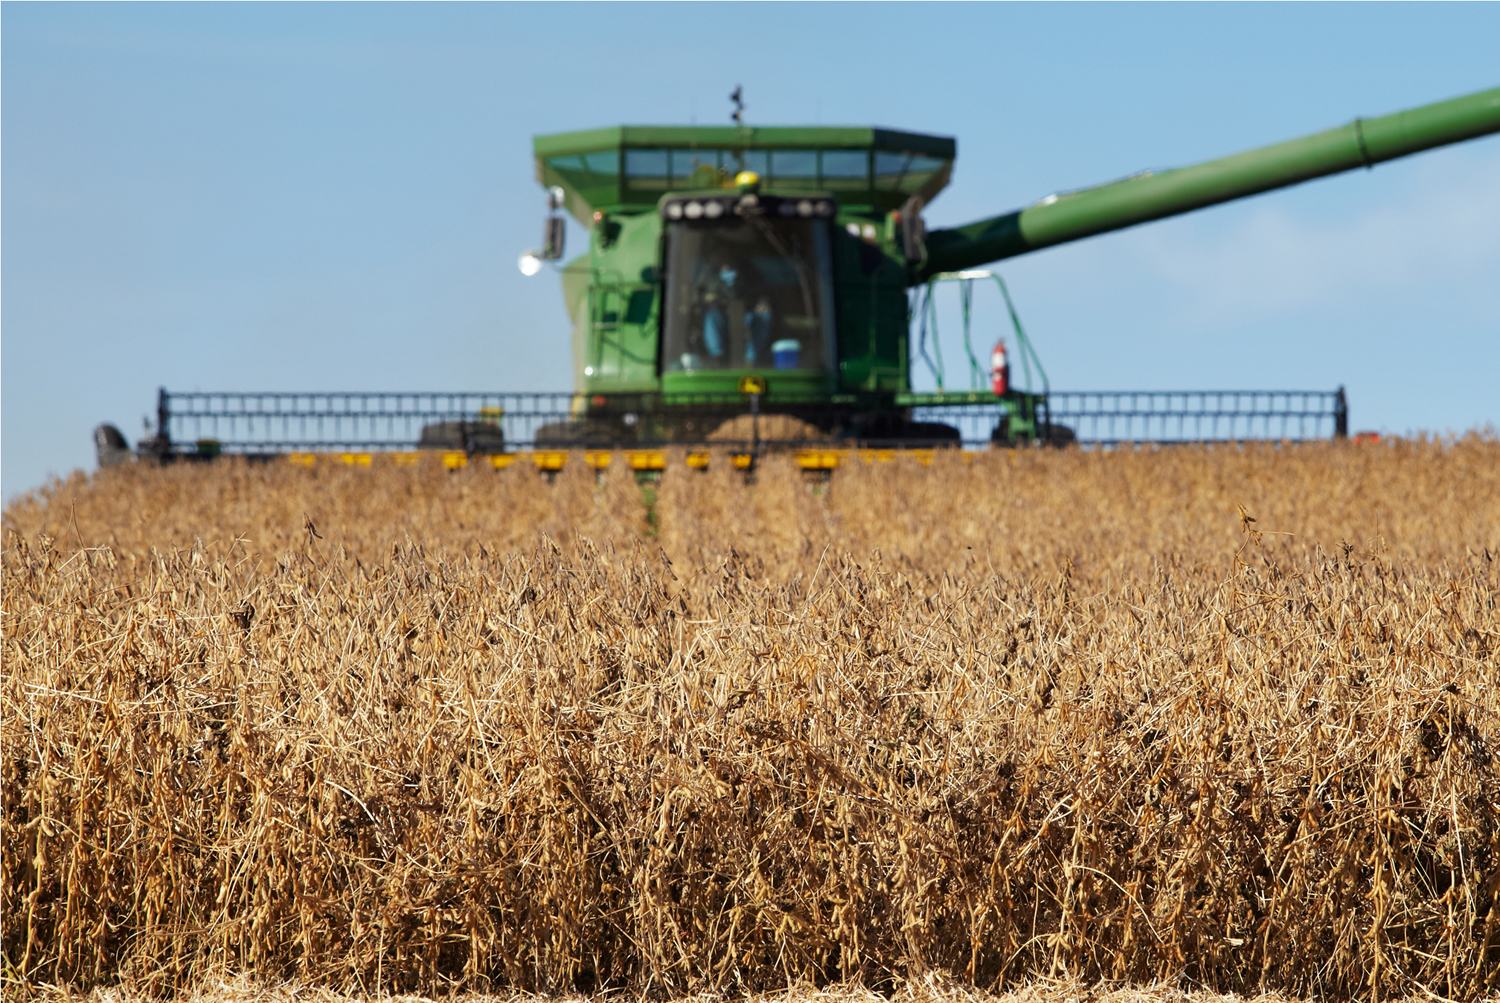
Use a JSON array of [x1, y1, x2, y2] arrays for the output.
[[3, 439, 1498, 1000]]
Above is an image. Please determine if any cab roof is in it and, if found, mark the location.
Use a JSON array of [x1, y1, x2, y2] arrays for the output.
[[534, 125, 955, 223]]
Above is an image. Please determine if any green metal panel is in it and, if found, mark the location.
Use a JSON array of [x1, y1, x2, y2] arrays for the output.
[[581, 211, 662, 392], [831, 225, 909, 392], [921, 86, 1500, 276], [660, 368, 831, 399], [560, 257, 592, 392]]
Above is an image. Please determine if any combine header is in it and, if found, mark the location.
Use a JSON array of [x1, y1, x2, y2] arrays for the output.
[[98, 86, 1499, 470]]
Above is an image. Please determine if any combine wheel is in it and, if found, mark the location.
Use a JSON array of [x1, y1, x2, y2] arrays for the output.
[[902, 421, 962, 447], [419, 421, 506, 454], [1043, 423, 1076, 447], [991, 418, 1074, 448], [533, 419, 632, 449]]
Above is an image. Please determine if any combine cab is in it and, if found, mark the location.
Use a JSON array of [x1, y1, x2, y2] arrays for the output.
[[526, 122, 1057, 449], [99, 86, 1500, 468]]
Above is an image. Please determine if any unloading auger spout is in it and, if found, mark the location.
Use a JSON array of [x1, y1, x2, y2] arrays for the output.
[[917, 87, 1500, 278]]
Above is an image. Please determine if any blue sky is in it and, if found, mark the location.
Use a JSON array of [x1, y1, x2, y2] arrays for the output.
[[4, 3, 1498, 498]]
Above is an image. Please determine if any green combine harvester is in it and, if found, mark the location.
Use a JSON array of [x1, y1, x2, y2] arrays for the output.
[[100, 85, 1500, 467]]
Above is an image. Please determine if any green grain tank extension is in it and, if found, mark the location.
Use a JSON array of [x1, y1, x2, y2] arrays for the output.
[[529, 87, 1499, 446]]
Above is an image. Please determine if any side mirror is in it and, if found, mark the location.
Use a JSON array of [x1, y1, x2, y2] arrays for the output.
[[518, 189, 568, 276], [543, 216, 565, 260]]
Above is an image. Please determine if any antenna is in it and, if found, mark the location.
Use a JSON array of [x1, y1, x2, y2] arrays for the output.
[[730, 85, 744, 125]]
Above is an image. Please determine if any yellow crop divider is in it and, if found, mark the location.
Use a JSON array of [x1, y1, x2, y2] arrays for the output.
[[628, 451, 667, 470], [531, 451, 568, 471], [796, 450, 844, 470], [686, 452, 710, 469]]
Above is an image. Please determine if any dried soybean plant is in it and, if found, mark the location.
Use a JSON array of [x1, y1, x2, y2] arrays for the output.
[[3, 438, 1498, 1001]]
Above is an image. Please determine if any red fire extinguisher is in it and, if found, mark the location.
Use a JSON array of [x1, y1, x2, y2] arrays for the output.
[[991, 340, 1010, 396]]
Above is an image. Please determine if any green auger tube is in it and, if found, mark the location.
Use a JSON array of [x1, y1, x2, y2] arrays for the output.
[[919, 86, 1500, 277]]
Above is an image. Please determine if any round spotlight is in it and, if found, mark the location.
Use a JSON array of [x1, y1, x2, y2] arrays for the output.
[[797, 200, 814, 218], [778, 201, 796, 216], [817, 201, 834, 217], [518, 252, 543, 277], [704, 200, 724, 219], [846, 223, 861, 237], [862, 223, 877, 241], [665, 202, 684, 220], [684, 201, 704, 219], [738, 193, 759, 211]]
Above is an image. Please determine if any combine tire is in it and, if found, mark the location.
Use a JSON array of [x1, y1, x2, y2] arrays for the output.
[[991, 419, 1075, 448], [1043, 423, 1076, 448], [418, 421, 506, 454], [533, 419, 631, 449], [990, 417, 1014, 449], [903, 421, 962, 447]]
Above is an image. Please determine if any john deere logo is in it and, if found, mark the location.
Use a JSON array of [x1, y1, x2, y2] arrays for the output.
[[737, 375, 768, 395]]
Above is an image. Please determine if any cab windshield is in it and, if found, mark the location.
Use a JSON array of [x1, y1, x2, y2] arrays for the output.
[[662, 217, 834, 374]]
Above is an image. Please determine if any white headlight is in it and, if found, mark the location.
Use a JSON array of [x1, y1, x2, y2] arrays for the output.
[[518, 252, 543, 276], [846, 223, 861, 237], [704, 200, 724, 219], [666, 202, 683, 220], [684, 201, 704, 219], [797, 200, 814, 217], [862, 223, 877, 241]]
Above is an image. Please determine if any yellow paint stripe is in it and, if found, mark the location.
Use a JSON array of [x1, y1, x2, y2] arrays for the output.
[[279, 447, 971, 471]]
